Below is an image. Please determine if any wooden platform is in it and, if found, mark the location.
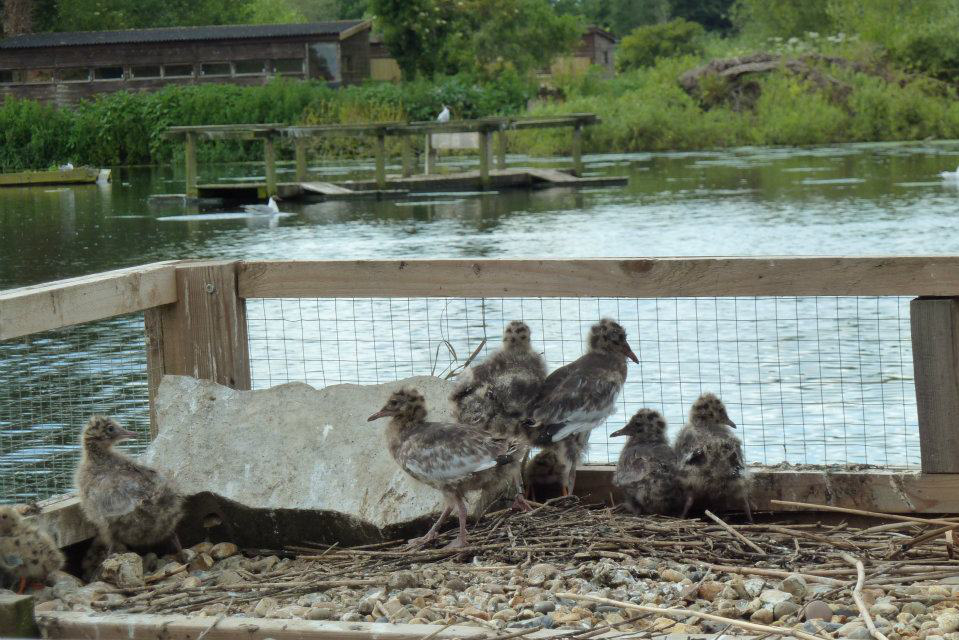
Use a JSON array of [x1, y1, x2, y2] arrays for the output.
[[0, 167, 109, 188], [194, 168, 627, 202]]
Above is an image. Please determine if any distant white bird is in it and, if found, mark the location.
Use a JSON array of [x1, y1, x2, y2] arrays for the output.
[[242, 196, 281, 215], [59, 162, 74, 171], [437, 105, 450, 123], [940, 165, 959, 180]]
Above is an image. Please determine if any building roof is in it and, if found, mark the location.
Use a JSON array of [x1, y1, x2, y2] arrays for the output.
[[0, 20, 370, 49], [584, 26, 618, 44]]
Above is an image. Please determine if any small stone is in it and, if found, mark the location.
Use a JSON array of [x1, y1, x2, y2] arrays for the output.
[[838, 621, 868, 638], [34, 600, 65, 613], [744, 578, 766, 597], [341, 612, 364, 622], [388, 571, 417, 591], [446, 578, 467, 592], [199, 603, 227, 616], [192, 542, 214, 555], [698, 581, 725, 602], [553, 612, 582, 624], [181, 576, 202, 588], [774, 601, 801, 620], [253, 597, 278, 618], [779, 574, 807, 599], [216, 570, 244, 586], [307, 607, 334, 620], [805, 600, 833, 621], [903, 603, 928, 617], [493, 608, 518, 621], [751, 608, 775, 624], [650, 617, 679, 632], [660, 569, 686, 583], [606, 613, 626, 625], [939, 613, 959, 633], [210, 543, 239, 560], [760, 589, 793, 605], [269, 606, 297, 619], [528, 564, 558, 586], [178, 548, 197, 564], [872, 602, 900, 619], [804, 621, 842, 634], [534, 601, 556, 614], [189, 553, 214, 572], [99, 553, 144, 588]]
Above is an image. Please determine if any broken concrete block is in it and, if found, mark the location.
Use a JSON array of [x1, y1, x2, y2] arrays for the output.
[[0, 594, 38, 637], [143, 375, 498, 546]]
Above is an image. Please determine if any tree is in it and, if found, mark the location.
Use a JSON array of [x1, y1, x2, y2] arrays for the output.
[[51, 0, 260, 31], [2, 0, 35, 35], [372, 0, 581, 78], [669, 0, 733, 31]]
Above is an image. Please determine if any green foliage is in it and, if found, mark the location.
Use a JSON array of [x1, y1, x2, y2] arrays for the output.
[[371, 0, 580, 78], [0, 75, 532, 171], [616, 19, 705, 71], [669, 0, 733, 31], [730, 0, 832, 39], [52, 0, 253, 30]]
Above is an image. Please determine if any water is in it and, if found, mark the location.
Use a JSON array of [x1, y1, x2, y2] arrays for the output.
[[2, 141, 958, 500]]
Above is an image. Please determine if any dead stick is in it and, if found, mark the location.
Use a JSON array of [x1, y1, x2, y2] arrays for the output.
[[699, 562, 845, 586], [556, 593, 829, 640], [843, 553, 890, 640], [704, 510, 765, 554], [770, 500, 959, 527]]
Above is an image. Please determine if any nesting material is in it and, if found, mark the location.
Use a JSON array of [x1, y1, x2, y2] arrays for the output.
[[34, 499, 959, 639]]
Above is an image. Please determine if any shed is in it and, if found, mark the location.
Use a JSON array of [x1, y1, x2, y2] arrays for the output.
[[551, 26, 617, 76], [0, 20, 371, 105]]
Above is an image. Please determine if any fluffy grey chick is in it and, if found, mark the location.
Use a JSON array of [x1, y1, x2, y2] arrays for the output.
[[0, 506, 64, 592], [673, 393, 752, 522], [526, 318, 638, 495], [450, 320, 546, 509], [75, 416, 184, 553], [610, 409, 681, 515]]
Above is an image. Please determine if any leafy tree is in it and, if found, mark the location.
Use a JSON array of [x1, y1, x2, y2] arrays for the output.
[[52, 0, 255, 30], [669, 0, 732, 31], [616, 18, 704, 71], [730, 0, 832, 38]]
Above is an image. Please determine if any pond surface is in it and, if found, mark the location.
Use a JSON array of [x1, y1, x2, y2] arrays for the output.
[[2, 142, 959, 500]]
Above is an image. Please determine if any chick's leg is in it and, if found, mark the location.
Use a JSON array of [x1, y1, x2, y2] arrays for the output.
[[444, 497, 469, 549], [680, 494, 694, 519], [742, 493, 754, 524], [408, 505, 451, 547], [17, 576, 26, 594]]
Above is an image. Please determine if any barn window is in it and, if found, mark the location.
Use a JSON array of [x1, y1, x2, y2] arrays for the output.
[[164, 65, 194, 78], [60, 68, 91, 82], [234, 60, 266, 75], [272, 58, 304, 75], [308, 43, 340, 81], [201, 62, 231, 77], [131, 66, 161, 79], [0, 70, 14, 84], [24, 69, 54, 83], [94, 67, 124, 80]]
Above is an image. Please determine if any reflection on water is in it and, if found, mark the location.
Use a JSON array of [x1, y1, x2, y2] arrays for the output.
[[2, 141, 958, 500]]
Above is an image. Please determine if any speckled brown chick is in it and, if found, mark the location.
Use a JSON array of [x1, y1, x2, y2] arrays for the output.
[[526, 318, 638, 495], [369, 388, 518, 548], [450, 320, 546, 510], [673, 393, 752, 522], [75, 415, 183, 552], [0, 505, 64, 592], [611, 409, 681, 515]]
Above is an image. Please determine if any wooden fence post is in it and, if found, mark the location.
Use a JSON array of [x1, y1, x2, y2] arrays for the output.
[[911, 296, 959, 473], [184, 132, 198, 198], [496, 130, 507, 170], [479, 130, 491, 187], [402, 137, 414, 178], [263, 136, 277, 197], [424, 134, 435, 175], [294, 138, 308, 182], [375, 131, 387, 189], [144, 260, 251, 437], [571, 122, 583, 176]]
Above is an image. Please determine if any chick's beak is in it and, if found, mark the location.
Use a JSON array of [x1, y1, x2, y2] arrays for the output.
[[726, 418, 737, 429], [367, 408, 391, 422], [609, 427, 628, 438], [623, 341, 639, 364], [116, 428, 137, 440]]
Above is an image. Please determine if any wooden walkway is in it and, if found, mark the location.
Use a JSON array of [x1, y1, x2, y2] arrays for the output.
[[195, 168, 627, 202]]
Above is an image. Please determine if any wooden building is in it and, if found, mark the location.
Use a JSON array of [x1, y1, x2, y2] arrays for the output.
[[0, 20, 371, 105]]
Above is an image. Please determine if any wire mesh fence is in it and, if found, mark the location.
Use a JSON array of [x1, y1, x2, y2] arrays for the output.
[[247, 296, 919, 469], [0, 314, 152, 502]]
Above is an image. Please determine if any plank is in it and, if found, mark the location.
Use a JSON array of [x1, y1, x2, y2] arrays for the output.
[[300, 181, 355, 195], [0, 167, 101, 187], [237, 257, 959, 300], [575, 466, 959, 514], [0, 261, 179, 341], [144, 261, 251, 416], [525, 167, 580, 183], [911, 297, 959, 473], [29, 495, 96, 549]]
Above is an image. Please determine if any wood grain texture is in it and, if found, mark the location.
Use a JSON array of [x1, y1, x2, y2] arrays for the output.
[[237, 257, 959, 299], [29, 495, 96, 549], [576, 466, 959, 514], [0, 261, 178, 341], [145, 262, 251, 406], [911, 297, 959, 473]]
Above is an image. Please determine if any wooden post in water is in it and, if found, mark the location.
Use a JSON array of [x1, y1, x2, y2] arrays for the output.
[[144, 260, 251, 437], [375, 131, 387, 189], [571, 122, 583, 176], [294, 138, 308, 182], [496, 130, 507, 170], [184, 132, 198, 198], [402, 137, 414, 178], [263, 136, 277, 197], [479, 130, 491, 187], [425, 134, 435, 175], [911, 296, 959, 473]]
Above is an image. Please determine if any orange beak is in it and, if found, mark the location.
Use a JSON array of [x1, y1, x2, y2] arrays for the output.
[[623, 341, 639, 364]]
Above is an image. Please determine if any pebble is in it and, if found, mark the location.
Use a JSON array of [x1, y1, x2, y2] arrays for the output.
[[744, 578, 766, 597], [805, 600, 834, 621], [760, 589, 793, 605], [181, 576, 202, 588], [779, 574, 807, 599], [188, 553, 214, 572], [804, 620, 843, 634], [774, 601, 801, 620], [178, 548, 197, 564], [750, 608, 775, 624], [528, 564, 558, 586], [99, 553, 144, 588], [210, 542, 239, 560], [191, 542, 214, 555], [253, 597, 278, 618], [534, 601, 556, 614], [493, 608, 517, 621], [940, 613, 959, 633], [216, 570, 243, 586], [446, 578, 467, 592], [34, 600, 65, 613], [838, 621, 868, 638], [698, 580, 725, 602], [904, 603, 928, 616], [871, 602, 900, 618], [660, 569, 686, 583]]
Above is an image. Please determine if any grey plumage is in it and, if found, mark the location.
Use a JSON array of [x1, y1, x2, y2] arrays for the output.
[[369, 388, 518, 548], [75, 416, 183, 552], [527, 318, 637, 495], [0, 505, 63, 590], [450, 321, 546, 508], [674, 393, 752, 522], [610, 409, 681, 515]]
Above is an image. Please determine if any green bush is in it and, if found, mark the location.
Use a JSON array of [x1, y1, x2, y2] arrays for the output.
[[616, 19, 706, 71], [892, 27, 959, 84]]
